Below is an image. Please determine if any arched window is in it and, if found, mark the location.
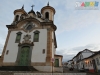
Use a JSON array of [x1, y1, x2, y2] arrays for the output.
[[15, 32, 22, 43], [15, 15, 19, 21], [45, 12, 49, 19], [33, 30, 40, 42]]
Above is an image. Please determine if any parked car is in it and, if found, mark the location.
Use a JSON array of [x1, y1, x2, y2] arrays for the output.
[[79, 68, 85, 72], [69, 67, 74, 71]]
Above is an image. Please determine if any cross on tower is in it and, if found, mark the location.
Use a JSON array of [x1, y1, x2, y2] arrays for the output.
[[31, 5, 35, 10], [22, 5, 24, 9]]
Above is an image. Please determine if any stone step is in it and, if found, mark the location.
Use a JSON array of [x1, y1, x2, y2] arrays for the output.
[[0, 66, 38, 71]]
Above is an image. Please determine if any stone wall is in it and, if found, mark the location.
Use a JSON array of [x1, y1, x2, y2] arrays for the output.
[[0, 58, 3, 66]]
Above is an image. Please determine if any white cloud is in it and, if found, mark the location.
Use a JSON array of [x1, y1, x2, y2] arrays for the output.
[[56, 10, 100, 35]]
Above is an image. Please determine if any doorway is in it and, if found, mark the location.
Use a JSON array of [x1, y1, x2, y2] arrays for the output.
[[55, 59, 59, 67], [18, 46, 30, 66]]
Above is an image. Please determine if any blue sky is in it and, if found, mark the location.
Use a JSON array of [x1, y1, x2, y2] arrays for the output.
[[0, 0, 100, 61]]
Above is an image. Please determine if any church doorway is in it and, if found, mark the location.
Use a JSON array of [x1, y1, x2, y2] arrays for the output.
[[18, 46, 30, 66]]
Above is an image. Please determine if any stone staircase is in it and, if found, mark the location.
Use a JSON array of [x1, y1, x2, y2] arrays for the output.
[[0, 66, 38, 71]]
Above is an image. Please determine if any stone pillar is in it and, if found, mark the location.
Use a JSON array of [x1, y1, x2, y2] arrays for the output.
[[46, 28, 52, 66]]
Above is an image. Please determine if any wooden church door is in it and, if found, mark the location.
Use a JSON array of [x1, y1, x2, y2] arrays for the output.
[[18, 46, 30, 66]]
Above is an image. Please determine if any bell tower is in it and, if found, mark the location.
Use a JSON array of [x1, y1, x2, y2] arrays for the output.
[[41, 2, 56, 21], [13, 5, 27, 22]]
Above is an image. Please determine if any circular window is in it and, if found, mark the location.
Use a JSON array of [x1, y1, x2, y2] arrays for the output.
[[26, 25, 32, 30]]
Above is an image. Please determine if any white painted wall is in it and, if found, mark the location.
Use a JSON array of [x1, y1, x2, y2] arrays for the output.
[[3, 29, 47, 63], [73, 57, 77, 69], [93, 54, 100, 70], [88, 58, 94, 70], [31, 29, 47, 62], [78, 62, 82, 69], [67, 61, 72, 68], [3, 31, 19, 62], [83, 58, 94, 70]]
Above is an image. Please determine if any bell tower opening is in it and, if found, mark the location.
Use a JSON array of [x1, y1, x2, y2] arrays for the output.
[[45, 12, 49, 19], [15, 15, 19, 21]]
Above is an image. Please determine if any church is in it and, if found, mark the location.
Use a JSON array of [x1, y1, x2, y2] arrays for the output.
[[0, 3, 63, 72]]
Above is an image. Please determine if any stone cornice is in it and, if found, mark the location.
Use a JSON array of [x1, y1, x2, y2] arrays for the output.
[[6, 25, 18, 29], [6, 18, 57, 31], [41, 22, 57, 31], [18, 42, 34, 46], [14, 9, 27, 15]]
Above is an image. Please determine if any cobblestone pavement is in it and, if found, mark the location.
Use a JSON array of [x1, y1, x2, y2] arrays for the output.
[[63, 67, 100, 75]]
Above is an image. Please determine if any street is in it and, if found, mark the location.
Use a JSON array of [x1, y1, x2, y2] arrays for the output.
[[63, 67, 100, 75]]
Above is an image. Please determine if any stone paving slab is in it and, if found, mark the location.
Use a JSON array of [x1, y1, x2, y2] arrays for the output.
[[0, 71, 99, 75]]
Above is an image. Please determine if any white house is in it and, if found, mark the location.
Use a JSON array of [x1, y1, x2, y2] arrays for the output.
[[67, 60, 73, 68], [72, 49, 94, 70], [67, 48, 100, 73], [78, 51, 100, 73], [72, 56, 77, 69]]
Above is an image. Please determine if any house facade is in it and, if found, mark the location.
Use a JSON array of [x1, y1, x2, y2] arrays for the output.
[[82, 51, 100, 73], [68, 49, 100, 73], [74, 49, 94, 70]]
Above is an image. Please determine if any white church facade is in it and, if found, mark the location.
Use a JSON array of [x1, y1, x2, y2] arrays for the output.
[[0, 3, 63, 72]]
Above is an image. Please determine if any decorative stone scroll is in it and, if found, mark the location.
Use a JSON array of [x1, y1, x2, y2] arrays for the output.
[[18, 34, 34, 46]]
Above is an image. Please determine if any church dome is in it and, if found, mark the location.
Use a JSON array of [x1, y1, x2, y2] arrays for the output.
[[28, 5, 36, 15], [14, 6, 27, 15], [28, 9, 35, 15], [41, 2, 56, 21], [41, 3, 56, 14]]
